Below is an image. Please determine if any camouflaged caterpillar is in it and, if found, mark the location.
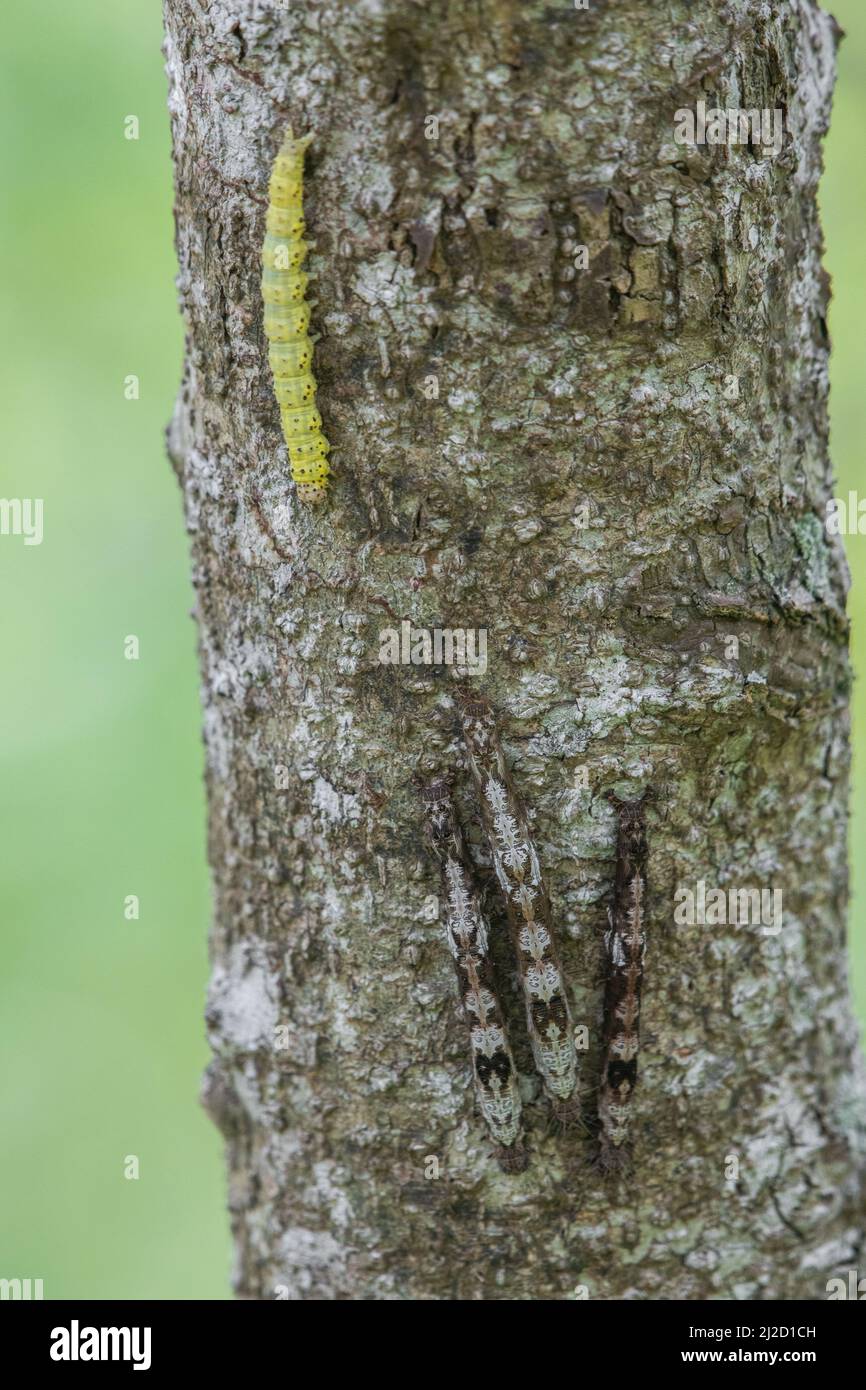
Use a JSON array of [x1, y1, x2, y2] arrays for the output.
[[458, 696, 580, 1121], [598, 791, 653, 1172], [419, 777, 526, 1172], [262, 125, 330, 504]]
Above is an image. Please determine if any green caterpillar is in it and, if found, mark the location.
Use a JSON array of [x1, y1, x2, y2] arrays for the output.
[[262, 125, 330, 504]]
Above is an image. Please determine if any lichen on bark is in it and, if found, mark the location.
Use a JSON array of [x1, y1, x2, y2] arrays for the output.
[[165, 0, 866, 1299]]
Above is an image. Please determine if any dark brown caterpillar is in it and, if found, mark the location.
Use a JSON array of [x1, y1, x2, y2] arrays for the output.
[[597, 790, 653, 1171], [419, 777, 526, 1172], [457, 696, 580, 1120]]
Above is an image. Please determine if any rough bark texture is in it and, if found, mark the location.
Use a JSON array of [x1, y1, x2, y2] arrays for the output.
[[164, 0, 866, 1299]]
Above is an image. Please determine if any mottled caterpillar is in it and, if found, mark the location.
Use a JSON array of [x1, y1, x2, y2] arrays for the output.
[[598, 791, 653, 1171], [262, 125, 330, 504], [458, 696, 580, 1120], [420, 777, 526, 1172]]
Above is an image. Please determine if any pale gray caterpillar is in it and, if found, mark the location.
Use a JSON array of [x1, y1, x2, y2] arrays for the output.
[[597, 790, 653, 1172], [457, 696, 580, 1122], [419, 776, 527, 1173]]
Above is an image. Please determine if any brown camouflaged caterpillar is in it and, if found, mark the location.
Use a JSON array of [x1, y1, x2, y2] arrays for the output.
[[457, 696, 580, 1121], [419, 777, 526, 1172], [598, 790, 653, 1171]]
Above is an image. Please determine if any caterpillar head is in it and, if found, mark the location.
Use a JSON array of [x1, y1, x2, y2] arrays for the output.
[[605, 789, 653, 858], [279, 125, 313, 155], [454, 686, 492, 718], [417, 775, 458, 854], [419, 774, 453, 812]]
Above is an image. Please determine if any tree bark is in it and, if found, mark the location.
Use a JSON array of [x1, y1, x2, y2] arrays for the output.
[[164, 0, 866, 1299]]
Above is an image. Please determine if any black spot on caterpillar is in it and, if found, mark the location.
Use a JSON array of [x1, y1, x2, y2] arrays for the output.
[[262, 125, 330, 504], [597, 790, 653, 1172], [419, 776, 526, 1173], [457, 695, 580, 1121]]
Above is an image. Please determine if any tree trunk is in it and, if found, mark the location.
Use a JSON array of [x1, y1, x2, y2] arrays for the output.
[[164, 0, 866, 1299]]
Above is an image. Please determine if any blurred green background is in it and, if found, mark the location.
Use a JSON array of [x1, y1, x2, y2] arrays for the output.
[[0, 2, 863, 1300], [0, 2, 229, 1298]]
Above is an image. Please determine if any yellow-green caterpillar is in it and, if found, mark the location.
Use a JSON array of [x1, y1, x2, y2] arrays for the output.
[[262, 125, 330, 504]]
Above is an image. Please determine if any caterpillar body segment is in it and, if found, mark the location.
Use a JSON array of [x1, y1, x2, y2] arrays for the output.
[[261, 264, 309, 301], [262, 125, 329, 504], [268, 336, 314, 377], [280, 405, 323, 435], [272, 373, 316, 410], [263, 302, 312, 341], [419, 777, 526, 1171]]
